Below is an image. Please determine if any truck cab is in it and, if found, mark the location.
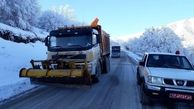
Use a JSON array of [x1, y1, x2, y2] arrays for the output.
[[45, 26, 101, 75]]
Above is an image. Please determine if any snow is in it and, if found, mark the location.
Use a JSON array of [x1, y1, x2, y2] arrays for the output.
[[0, 80, 34, 101], [0, 0, 74, 102], [0, 23, 48, 39], [0, 35, 47, 101], [122, 18, 194, 64], [38, 9, 76, 32], [126, 27, 184, 54], [116, 32, 142, 41], [1, 13, 194, 103], [168, 18, 194, 48], [0, 0, 40, 30], [31, 27, 49, 38], [125, 50, 141, 62], [110, 37, 122, 46], [0, 23, 34, 39]]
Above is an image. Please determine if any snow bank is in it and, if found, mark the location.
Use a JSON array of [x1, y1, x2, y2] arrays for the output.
[[0, 23, 48, 39], [0, 80, 35, 102], [0, 38, 47, 101], [125, 50, 141, 63], [0, 23, 34, 39], [31, 27, 49, 38]]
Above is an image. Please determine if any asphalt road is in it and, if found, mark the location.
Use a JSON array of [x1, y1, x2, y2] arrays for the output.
[[1, 52, 194, 109]]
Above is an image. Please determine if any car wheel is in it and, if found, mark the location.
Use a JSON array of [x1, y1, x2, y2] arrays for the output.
[[140, 83, 151, 105]]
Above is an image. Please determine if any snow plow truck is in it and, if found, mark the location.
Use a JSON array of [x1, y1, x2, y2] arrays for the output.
[[19, 18, 110, 85]]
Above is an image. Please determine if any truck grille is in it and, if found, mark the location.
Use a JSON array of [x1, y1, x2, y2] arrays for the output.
[[52, 54, 86, 60]]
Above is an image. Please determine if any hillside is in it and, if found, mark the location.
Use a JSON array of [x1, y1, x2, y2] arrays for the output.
[[0, 22, 48, 43], [0, 23, 47, 101]]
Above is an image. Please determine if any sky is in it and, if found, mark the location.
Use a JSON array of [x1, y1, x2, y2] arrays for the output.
[[39, 0, 194, 37]]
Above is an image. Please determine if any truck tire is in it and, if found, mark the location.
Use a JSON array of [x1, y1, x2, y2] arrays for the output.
[[140, 83, 151, 105], [92, 61, 101, 83], [102, 56, 110, 74], [91, 75, 99, 83]]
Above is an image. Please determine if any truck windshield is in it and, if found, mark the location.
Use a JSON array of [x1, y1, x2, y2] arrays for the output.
[[112, 46, 120, 52], [146, 54, 193, 70], [50, 35, 92, 50]]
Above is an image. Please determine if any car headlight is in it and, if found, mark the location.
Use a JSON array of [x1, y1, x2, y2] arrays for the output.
[[147, 76, 163, 84]]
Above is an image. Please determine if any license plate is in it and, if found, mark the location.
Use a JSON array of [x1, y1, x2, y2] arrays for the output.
[[169, 93, 192, 100]]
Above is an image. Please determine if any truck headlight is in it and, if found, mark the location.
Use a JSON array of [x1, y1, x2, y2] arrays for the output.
[[86, 52, 94, 61], [148, 76, 163, 84]]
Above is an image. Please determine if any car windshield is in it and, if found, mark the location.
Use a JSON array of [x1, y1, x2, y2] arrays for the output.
[[50, 35, 92, 49], [146, 54, 193, 70]]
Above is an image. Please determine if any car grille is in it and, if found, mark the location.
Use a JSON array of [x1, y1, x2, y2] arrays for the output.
[[164, 79, 194, 87], [186, 81, 194, 87], [164, 79, 174, 85], [175, 80, 185, 86]]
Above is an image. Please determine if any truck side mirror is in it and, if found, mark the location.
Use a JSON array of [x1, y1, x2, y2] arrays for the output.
[[139, 61, 145, 66], [92, 34, 97, 45], [45, 36, 49, 46], [96, 35, 100, 43]]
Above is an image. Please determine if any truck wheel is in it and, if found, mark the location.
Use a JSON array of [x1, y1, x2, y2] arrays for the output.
[[102, 56, 110, 74], [92, 61, 101, 83], [91, 75, 99, 83], [97, 61, 102, 75], [106, 56, 110, 73], [140, 83, 151, 105]]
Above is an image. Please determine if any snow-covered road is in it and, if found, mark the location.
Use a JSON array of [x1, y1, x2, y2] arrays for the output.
[[1, 52, 193, 109]]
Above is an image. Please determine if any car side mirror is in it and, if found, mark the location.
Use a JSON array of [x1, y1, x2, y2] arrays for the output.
[[139, 61, 145, 66]]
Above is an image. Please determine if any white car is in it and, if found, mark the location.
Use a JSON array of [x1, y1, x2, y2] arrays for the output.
[[136, 52, 194, 105]]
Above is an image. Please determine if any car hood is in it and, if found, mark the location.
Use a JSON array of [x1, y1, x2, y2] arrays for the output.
[[148, 67, 194, 80]]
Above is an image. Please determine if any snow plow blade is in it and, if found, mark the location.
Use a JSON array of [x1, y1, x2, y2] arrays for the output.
[[19, 60, 92, 85], [20, 69, 83, 78]]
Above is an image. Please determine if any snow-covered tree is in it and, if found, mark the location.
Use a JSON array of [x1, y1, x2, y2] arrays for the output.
[[0, 0, 6, 9], [0, 0, 40, 30], [0, 0, 9, 21], [38, 10, 68, 32], [51, 4, 76, 21], [127, 27, 184, 54]]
